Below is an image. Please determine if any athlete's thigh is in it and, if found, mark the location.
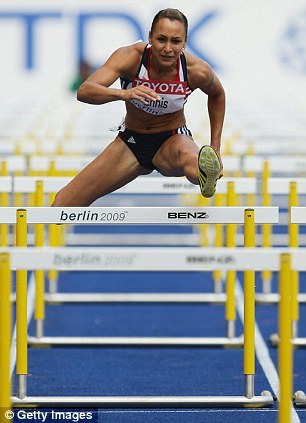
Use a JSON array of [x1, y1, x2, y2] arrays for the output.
[[53, 136, 150, 206], [153, 134, 199, 176]]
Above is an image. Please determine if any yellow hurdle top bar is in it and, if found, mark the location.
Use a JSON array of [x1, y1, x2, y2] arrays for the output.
[[0, 207, 279, 225]]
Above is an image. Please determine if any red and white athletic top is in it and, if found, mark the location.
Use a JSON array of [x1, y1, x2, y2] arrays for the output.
[[120, 44, 193, 116]]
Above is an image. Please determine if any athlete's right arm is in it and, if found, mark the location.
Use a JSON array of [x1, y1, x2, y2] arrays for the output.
[[77, 45, 160, 105]]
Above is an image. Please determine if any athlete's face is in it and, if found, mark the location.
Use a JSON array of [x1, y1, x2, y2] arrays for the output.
[[149, 18, 187, 68]]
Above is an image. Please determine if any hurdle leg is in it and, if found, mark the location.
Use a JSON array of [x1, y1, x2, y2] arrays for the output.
[[47, 166, 60, 293], [289, 182, 299, 340], [225, 182, 237, 338], [0, 208, 9, 247], [246, 146, 256, 207], [0, 162, 9, 248], [35, 181, 45, 338], [244, 210, 255, 398], [260, 161, 272, 296], [270, 184, 303, 347], [198, 195, 210, 247], [291, 271, 299, 339], [16, 210, 28, 399], [213, 193, 224, 294], [47, 224, 61, 293], [0, 253, 11, 423], [278, 254, 293, 423]]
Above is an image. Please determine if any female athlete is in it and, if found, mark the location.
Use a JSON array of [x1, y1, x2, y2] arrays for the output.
[[53, 8, 225, 206]]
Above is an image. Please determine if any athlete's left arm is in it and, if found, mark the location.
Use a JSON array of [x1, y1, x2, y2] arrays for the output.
[[188, 56, 225, 175]]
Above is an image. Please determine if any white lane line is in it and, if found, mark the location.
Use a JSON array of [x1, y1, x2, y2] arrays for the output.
[[10, 272, 36, 376], [235, 278, 301, 423]]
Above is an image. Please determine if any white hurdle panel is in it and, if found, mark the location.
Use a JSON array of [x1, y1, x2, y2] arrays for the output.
[[243, 156, 306, 175], [28, 155, 95, 173], [230, 139, 306, 156], [13, 175, 256, 195], [5, 246, 304, 271], [0, 176, 12, 193], [0, 206, 278, 224], [291, 207, 306, 224], [0, 156, 27, 174], [288, 206, 306, 350], [284, 203, 306, 407]]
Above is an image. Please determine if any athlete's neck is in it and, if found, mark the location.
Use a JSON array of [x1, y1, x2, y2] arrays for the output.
[[149, 55, 178, 81]]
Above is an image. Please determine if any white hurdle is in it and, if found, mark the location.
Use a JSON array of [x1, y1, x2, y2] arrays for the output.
[[4, 206, 277, 327], [256, 178, 306, 304], [2, 246, 288, 408], [0, 206, 279, 408], [291, 206, 306, 224], [285, 206, 306, 408], [1, 206, 277, 225], [0, 157, 27, 174], [243, 156, 306, 175], [2, 177, 259, 308], [13, 174, 256, 248], [11, 177, 257, 304], [230, 139, 306, 156], [13, 175, 255, 195], [0, 177, 12, 194], [28, 155, 95, 174], [2, 245, 303, 415]]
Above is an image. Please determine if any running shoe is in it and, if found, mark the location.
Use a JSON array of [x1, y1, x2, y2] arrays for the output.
[[198, 145, 221, 198]]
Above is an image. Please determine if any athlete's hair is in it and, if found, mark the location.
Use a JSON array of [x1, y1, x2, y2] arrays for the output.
[[151, 8, 188, 38]]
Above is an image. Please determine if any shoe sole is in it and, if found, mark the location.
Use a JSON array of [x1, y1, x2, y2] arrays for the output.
[[198, 145, 221, 198]]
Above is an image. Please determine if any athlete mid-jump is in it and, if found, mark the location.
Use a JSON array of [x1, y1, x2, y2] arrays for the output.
[[53, 8, 225, 207]]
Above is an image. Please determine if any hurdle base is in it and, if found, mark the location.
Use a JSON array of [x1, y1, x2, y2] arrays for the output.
[[44, 292, 227, 304], [269, 333, 306, 348], [12, 392, 274, 408], [28, 335, 244, 348], [294, 391, 306, 407]]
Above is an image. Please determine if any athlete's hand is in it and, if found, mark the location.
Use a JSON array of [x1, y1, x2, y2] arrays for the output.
[[123, 86, 161, 104]]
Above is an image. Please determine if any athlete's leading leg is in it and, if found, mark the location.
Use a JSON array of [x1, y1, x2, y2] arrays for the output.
[[153, 134, 199, 182], [52, 136, 151, 206], [153, 134, 221, 198]]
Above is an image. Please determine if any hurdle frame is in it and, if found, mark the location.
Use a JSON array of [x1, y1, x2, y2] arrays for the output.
[[289, 207, 306, 407], [11, 176, 257, 306], [270, 205, 306, 349], [10, 206, 278, 350], [3, 245, 294, 409], [0, 206, 281, 408], [255, 177, 306, 305], [2, 245, 304, 416]]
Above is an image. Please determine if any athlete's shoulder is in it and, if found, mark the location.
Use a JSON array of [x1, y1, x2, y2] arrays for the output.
[[183, 51, 215, 90], [115, 41, 147, 59], [107, 42, 147, 77]]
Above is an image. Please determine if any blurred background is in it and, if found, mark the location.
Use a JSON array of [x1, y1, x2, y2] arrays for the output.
[[1, 0, 306, 141]]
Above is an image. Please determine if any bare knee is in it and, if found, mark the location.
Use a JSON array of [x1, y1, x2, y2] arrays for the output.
[[51, 188, 69, 207], [177, 144, 198, 182], [51, 185, 89, 207]]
